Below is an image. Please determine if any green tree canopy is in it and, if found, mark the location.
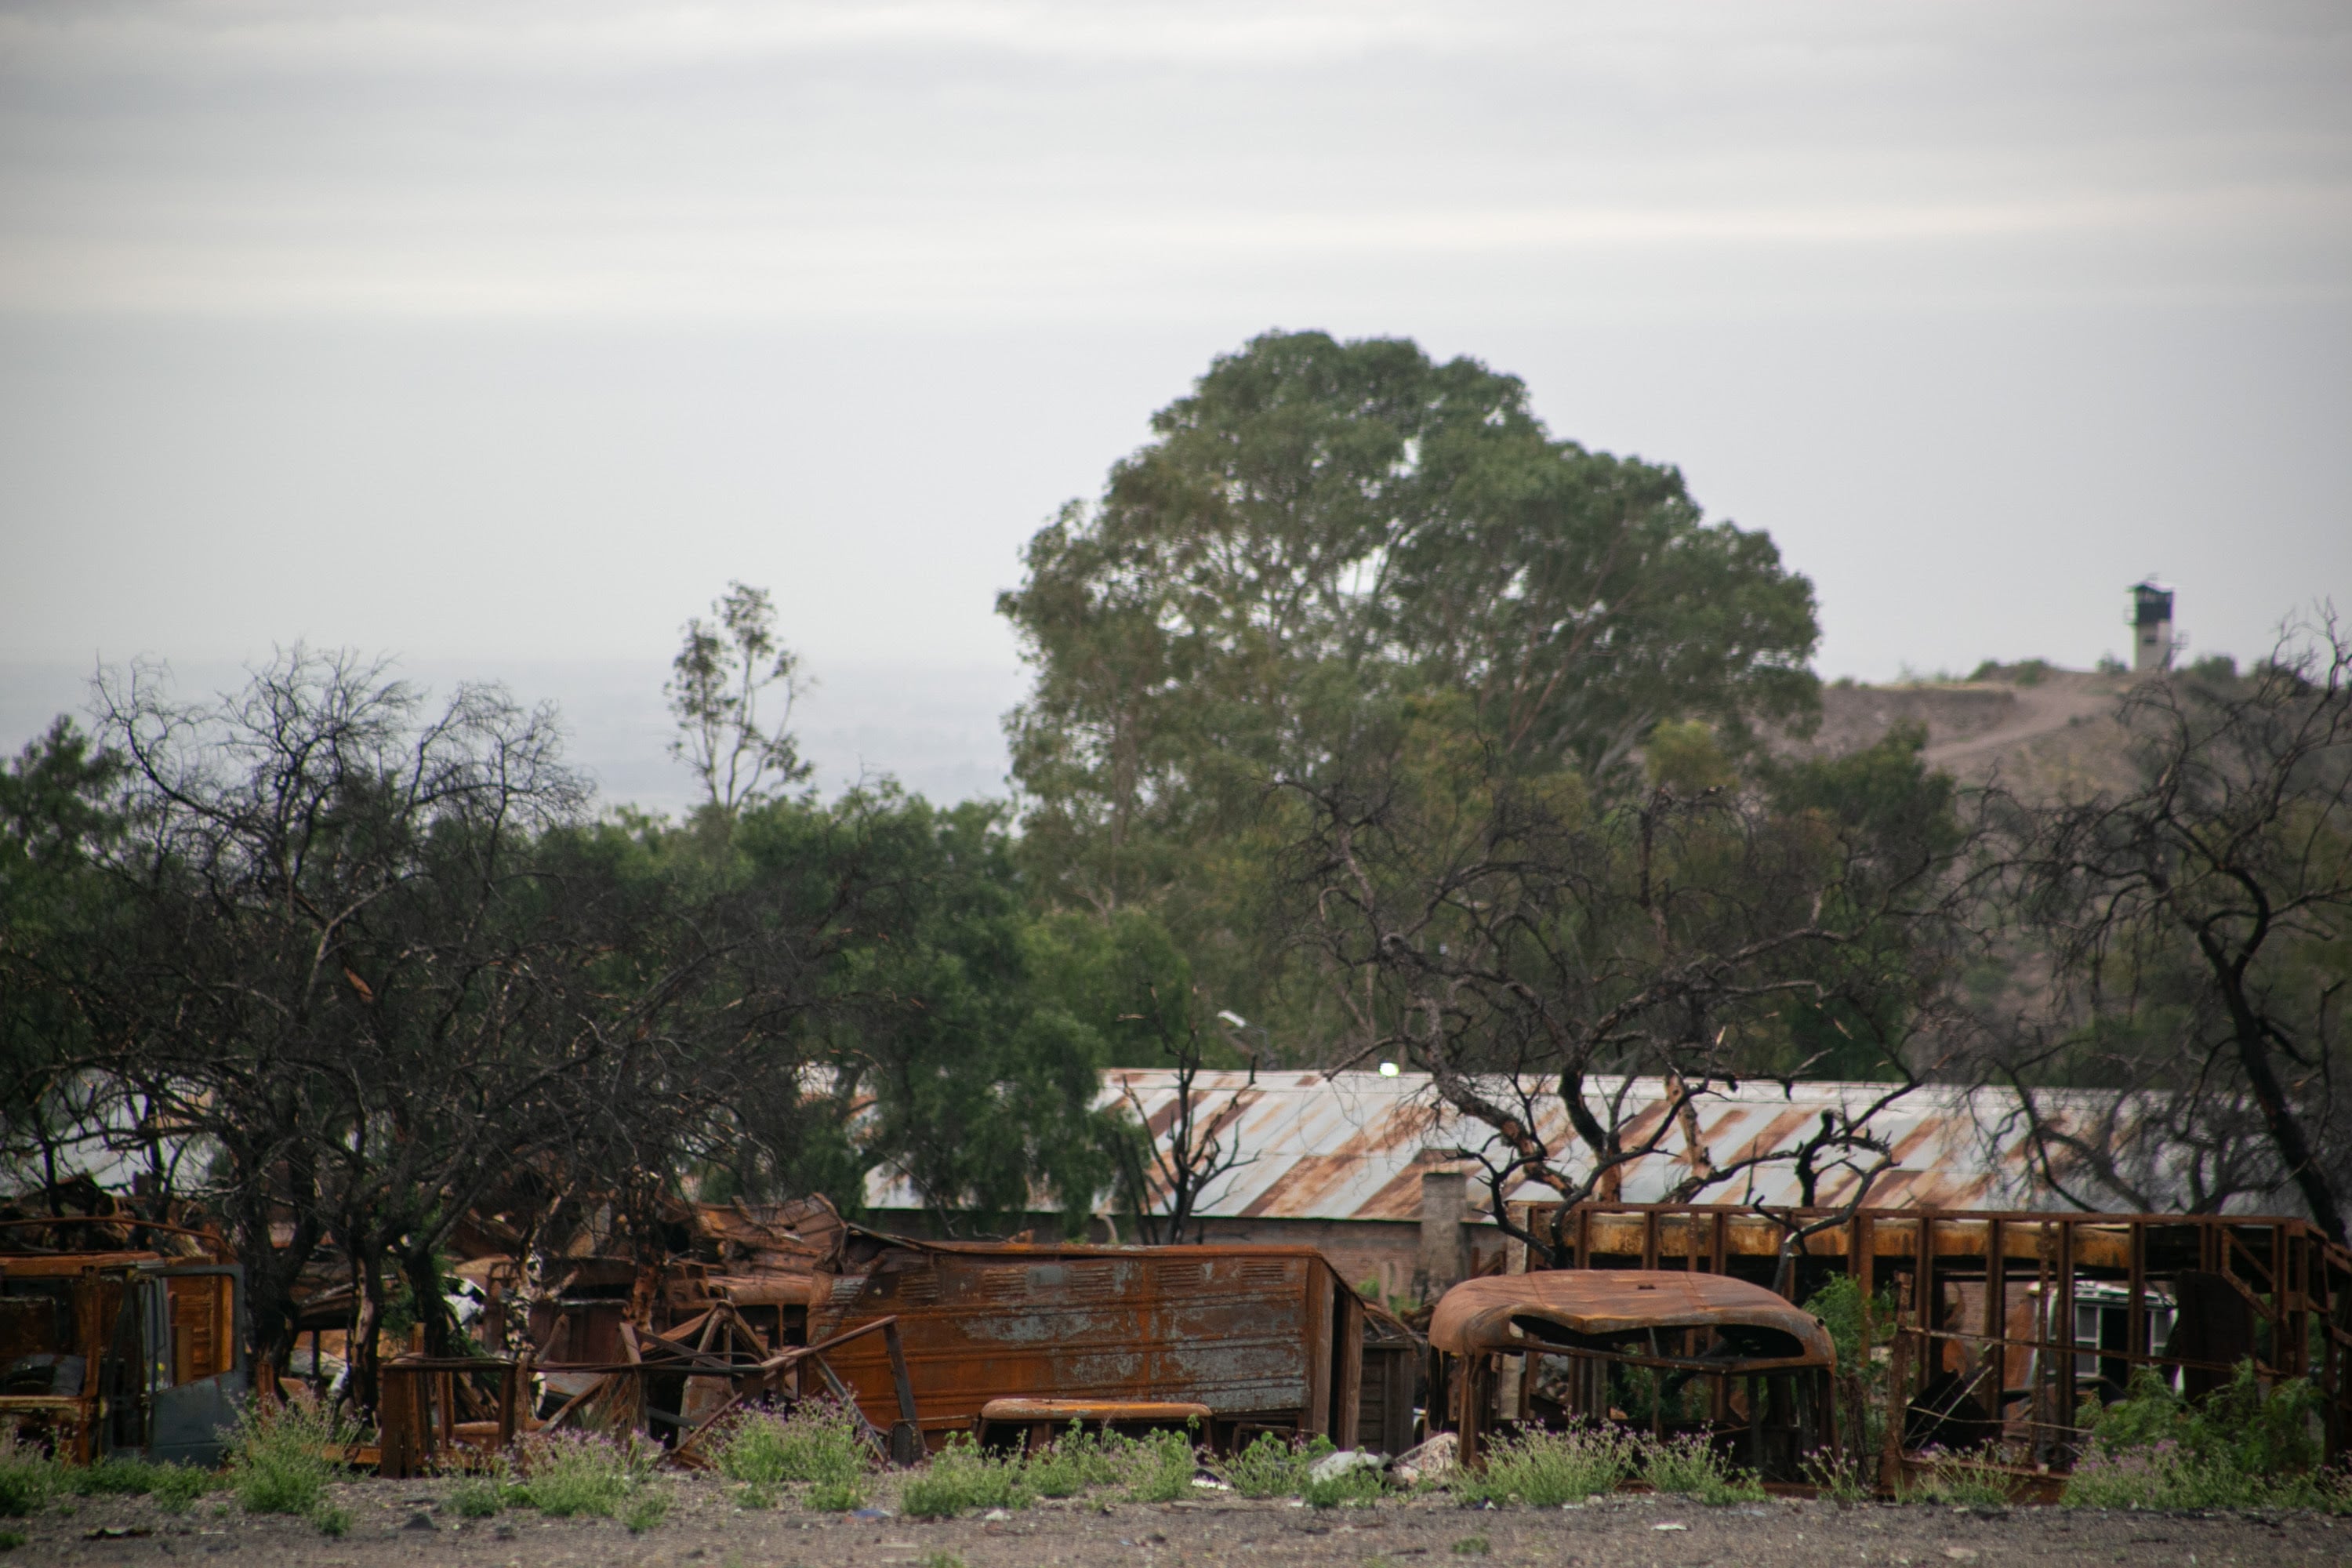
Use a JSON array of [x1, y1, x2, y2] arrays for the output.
[[998, 330, 1821, 1051]]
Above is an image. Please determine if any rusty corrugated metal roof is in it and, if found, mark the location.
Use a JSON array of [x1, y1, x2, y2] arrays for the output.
[[865, 1070, 2099, 1221]]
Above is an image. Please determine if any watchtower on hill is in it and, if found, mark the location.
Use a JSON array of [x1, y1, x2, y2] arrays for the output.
[[2131, 578, 2176, 673]]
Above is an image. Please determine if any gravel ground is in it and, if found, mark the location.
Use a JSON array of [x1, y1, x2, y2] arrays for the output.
[[13, 1475, 2347, 1567]]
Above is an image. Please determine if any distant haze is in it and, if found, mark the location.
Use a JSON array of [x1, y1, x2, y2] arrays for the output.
[[2, 2, 2347, 805]]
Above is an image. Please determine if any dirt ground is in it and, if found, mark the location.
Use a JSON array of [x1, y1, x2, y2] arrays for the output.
[[13, 1475, 2347, 1568]]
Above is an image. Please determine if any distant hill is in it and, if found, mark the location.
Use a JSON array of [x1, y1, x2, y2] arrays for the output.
[[1774, 666, 2142, 800]]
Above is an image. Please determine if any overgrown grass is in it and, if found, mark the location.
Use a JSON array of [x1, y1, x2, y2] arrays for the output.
[[1121, 1429, 1200, 1504], [0, 1433, 55, 1519], [1023, 1426, 1134, 1499], [227, 1397, 354, 1515], [804, 1479, 866, 1512], [447, 1476, 503, 1518], [898, 1435, 1033, 1519], [1210, 1432, 1336, 1499], [1799, 1450, 1872, 1504], [2063, 1362, 2352, 1513], [1301, 1462, 1384, 1508], [711, 1400, 869, 1490], [1904, 1451, 2014, 1508], [508, 1429, 663, 1520], [1639, 1433, 1766, 1504], [1452, 1425, 1636, 1508]]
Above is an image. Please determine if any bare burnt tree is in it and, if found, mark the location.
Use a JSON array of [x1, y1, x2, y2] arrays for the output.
[[1111, 989, 1260, 1245], [64, 651, 866, 1410], [1994, 617, 2352, 1243], [1282, 702, 1985, 1266], [75, 651, 598, 1397]]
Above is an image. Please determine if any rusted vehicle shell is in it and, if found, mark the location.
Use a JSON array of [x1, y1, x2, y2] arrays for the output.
[[1430, 1269, 1835, 1367]]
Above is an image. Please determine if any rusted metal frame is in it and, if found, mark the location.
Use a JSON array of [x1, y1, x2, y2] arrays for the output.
[[1906, 1320, 2246, 1382], [1914, 1211, 1936, 1395], [1982, 1217, 2005, 1428], [2264, 1223, 2285, 1378], [2054, 1220, 2077, 1446], [2126, 1221, 2148, 1373]]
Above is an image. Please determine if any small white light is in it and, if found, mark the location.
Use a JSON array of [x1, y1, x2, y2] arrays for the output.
[[1216, 1009, 1248, 1029], [1378, 1061, 1400, 1077]]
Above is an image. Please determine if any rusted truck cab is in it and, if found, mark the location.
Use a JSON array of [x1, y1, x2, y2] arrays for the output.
[[1430, 1269, 1836, 1479], [1, 1253, 247, 1467]]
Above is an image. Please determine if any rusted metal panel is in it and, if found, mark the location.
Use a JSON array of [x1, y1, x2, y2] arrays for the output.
[[806, 1239, 1363, 1447]]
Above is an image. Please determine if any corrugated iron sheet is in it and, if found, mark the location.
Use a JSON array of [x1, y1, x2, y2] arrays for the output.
[[865, 1071, 2104, 1220], [806, 1240, 1362, 1444]]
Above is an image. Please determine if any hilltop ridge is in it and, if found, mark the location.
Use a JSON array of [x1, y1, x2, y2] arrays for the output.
[[1778, 666, 2140, 799]]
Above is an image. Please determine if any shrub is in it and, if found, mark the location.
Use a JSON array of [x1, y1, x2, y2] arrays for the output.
[[0, 1529, 23, 1551], [448, 1477, 502, 1518], [0, 1432, 56, 1519], [804, 1479, 866, 1512], [1903, 1451, 2013, 1508], [1451, 1425, 1634, 1508], [313, 1503, 352, 1537], [228, 1397, 353, 1515], [1024, 1426, 1134, 1499], [2063, 1361, 2345, 1511], [712, 1400, 869, 1489], [1211, 1432, 1335, 1499], [622, 1488, 671, 1533], [509, 1429, 661, 1519], [1799, 1450, 1871, 1504], [1639, 1433, 1765, 1504], [1301, 1463, 1384, 1508], [1122, 1428, 1199, 1504], [72, 1457, 162, 1496], [150, 1465, 212, 1513], [898, 1435, 1032, 1519]]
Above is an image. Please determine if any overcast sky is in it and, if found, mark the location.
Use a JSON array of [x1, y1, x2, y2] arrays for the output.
[[2, 2, 2347, 810]]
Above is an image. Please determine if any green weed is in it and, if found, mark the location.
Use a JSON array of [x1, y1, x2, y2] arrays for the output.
[[1799, 1449, 1871, 1504], [313, 1502, 352, 1537], [447, 1476, 503, 1518], [1023, 1426, 1134, 1498], [150, 1465, 213, 1513], [2064, 1362, 2352, 1512], [919, 1554, 966, 1568], [898, 1434, 1032, 1519], [1640, 1432, 1765, 1504], [1452, 1537, 1491, 1557], [71, 1457, 162, 1496], [508, 1429, 661, 1519], [622, 1487, 672, 1533], [0, 1432, 54, 1519], [1451, 1425, 1635, 1508], [1121, 1428, 1199, 1504], [712, 1400, 869, 1488], [804, 1479, 866, 1512], [0, 1529, 23, 1551], [1301, 1464, 1384, 1508], [228, 1397, 353, 1515], [1210, 1432, 1335, 1499], [1904, 1454, 2013, 1508]]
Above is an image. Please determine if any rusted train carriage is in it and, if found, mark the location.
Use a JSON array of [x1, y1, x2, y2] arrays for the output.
[[807, 1235, 1370, 1453]]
